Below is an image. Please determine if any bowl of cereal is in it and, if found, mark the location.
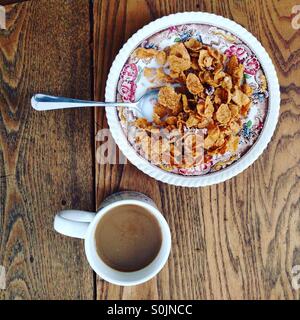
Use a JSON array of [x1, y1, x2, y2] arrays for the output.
[[105, 12, 280, 187]]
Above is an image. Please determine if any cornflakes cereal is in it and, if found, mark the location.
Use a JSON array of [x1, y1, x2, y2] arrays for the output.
[[214, 70, 226, 82], [153, 112, 163, 125], [232, 88, 250, 106], [226, 55, 244, 84], [158, 86, 181, 111], [166, 116, 178, 125], [134, 48, 158, 59], [186, 73, 204, 95], [241, 83, 253, 96], [144, 67, 156, 79], [182, 94, 189, 112], [216, 104, 231, 124], [169, 70, 180, 79], [154, 103, 168, 117], [140, 135, 151, 155], [227, 135, 239, 152], [196, 100, 205, 115], [260, 75, 267, 92], [232, 64, 244, 84], [130, 38, 261, 172], [191, 58, 200, 70], [197, 117, 211, 129], [204, 96, 214, 118], [168, 55, 191, 73], [184, 38, 202, 52], [152, 67, 172, 83], [229, 121, 241, 134], [167, 43, 191, 73], [156, 51, 167, 65], [198, 50, 212, 69], [214, 87, 231, 104], [226, 55, 239, 76], [135, 118, 150, 128], [204, 126, 220, 149], [186, 113, 200, 128], [169, 43, 190, 61], [240, 101, 251, 116], [170, 101, 183, 116], [228, 103, 240, 119], [221, 75, 233, 90]]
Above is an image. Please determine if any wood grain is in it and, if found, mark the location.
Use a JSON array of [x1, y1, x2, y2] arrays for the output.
[[0, 0, 94, 299], [0, 0, 299, 300], [94, 0, 300, 300]]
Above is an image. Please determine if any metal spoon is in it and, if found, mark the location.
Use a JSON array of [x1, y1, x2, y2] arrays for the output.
[[31, 88, 162, 121]]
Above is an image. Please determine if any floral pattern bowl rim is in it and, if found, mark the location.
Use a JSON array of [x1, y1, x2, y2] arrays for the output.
[[105, 12, 280, 187]]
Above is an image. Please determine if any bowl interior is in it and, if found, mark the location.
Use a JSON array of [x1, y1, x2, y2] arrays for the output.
[[105, 12, 280, 187]]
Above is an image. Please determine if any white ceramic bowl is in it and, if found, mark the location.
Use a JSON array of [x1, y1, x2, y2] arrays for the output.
[[105, 12, 280, 187]]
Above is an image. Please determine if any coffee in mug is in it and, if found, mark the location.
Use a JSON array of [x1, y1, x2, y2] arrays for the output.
[[95, 204, 162, 272]]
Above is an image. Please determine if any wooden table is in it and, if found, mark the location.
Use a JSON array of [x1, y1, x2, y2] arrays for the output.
[[0, 0, 299, 300]]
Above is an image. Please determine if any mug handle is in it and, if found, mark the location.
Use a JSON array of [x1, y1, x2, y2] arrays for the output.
[[54, 210, 96, 239]]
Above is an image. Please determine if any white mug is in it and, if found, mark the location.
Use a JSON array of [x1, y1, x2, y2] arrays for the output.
[[54, 191, 171, 286]]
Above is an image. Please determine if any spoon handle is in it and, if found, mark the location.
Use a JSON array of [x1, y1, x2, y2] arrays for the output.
[[31, 94, 134, 111]]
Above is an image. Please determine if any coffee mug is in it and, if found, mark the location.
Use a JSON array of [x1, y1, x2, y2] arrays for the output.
[[54, 191, 171, 286]]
